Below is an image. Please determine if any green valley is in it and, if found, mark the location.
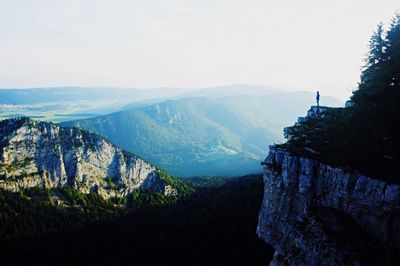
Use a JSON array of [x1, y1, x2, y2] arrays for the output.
[[61, 93, 342, 177]]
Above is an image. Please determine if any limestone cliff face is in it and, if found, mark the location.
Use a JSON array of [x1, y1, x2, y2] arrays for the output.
[[0, 118, 177, 198], [257, 146, 400, 265]]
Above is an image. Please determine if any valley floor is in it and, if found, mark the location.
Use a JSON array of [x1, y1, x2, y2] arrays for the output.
[[0, 175, 273, 266]]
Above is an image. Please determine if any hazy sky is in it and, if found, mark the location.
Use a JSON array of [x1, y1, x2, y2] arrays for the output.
[[0, 0, 399, 99]]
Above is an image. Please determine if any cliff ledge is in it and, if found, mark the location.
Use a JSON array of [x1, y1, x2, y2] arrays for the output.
[[257, 145, 400, 265]]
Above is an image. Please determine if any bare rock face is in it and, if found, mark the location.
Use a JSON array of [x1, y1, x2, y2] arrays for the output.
[[0, 118, 175, 198], [257, 146, 400, 265]]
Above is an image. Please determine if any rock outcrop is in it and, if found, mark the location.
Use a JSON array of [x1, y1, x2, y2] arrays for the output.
[[257, 146, 400, 265], [0, 118, 177, 198]]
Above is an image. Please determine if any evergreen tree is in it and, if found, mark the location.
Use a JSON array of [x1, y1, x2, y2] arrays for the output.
[[348, 14, 400, 178], [367, 23, 386, 67], [352, 23, 386, 103], [283, 13, 400, 181], [352, 13, 400, 106], [384, 13, 400, 101]]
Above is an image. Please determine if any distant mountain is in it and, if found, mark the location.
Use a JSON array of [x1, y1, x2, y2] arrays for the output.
[[0, 118, 183, 198], [0, 84, 308, 124], [0, 84, 284, 105], [61, 93, 342, 177], [0, 87, 129, 104], [0, 87, 191, 105], [183, 83, 283, 97]]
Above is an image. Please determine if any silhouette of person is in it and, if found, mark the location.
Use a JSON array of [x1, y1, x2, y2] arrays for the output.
[[316, 91, 320, 107]]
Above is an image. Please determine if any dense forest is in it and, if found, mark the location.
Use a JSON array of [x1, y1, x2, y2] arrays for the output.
[[0, 185, 190, 240], [0, 175, 273, 266], [0, 187, 118, 239], [280, 14, 400, 183]]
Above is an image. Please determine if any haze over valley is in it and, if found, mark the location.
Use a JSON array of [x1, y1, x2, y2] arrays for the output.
[[0, 85, 342, 177], [0, 1, 399, 265]]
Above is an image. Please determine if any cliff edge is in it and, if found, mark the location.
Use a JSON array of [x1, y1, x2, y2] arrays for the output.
[[257, 107, 400, 265]]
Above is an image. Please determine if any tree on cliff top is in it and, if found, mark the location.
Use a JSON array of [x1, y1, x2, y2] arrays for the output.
[[352, 13, 400, 111], [350, 13, 400, 168], [281, 13, 400, 182]]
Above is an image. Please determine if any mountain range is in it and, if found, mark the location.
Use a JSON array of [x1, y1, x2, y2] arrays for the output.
[[0, 84, 281, 105], [62, 92, 342, 177]]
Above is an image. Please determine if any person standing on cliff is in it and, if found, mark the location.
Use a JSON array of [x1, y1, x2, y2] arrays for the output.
[[316, 91, 320, 107]]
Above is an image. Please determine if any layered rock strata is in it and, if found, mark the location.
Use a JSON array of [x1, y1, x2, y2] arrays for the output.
[[257, 146, 400, 265]]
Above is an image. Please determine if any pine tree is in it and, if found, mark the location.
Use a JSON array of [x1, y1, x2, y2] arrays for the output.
[[367, 22, 386, 67], [385, 13, 400, 91], [352, 13, 400, 106], [350, 13, 400, 176], [352, 23, 386, 104]]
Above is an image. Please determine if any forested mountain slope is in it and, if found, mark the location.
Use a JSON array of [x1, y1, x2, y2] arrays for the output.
[[62, 93, 342, 177]]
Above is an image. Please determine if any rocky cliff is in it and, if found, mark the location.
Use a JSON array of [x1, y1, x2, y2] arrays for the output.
[[257, 108, 400, 265], [0, 117, 177, 198]]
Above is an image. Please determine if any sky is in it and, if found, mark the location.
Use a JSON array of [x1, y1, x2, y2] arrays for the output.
[[0, 0, 399, 100]]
